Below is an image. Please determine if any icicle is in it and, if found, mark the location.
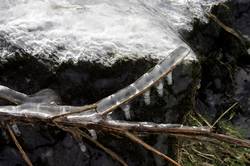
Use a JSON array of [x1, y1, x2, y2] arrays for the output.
[[166, 71, 173, 85], [88, 129, 97, 140], [143, 90, 151, 105], [78, 142, 87, 153], [121, 104, 131, 119], [156, 80, 164, 97], [11, 124, 21, 136], [61, 106, 67, 114]]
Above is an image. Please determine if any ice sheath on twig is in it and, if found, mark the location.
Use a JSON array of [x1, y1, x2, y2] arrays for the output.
[[0, 46, 249, 148], [1, 46, 249, 166], [0, 46, 190, 121]]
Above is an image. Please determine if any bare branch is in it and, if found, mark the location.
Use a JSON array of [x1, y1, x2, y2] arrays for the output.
[[212, 102, 238, 127], [6, 124, 33, 166], [206, 12, 245, 45], [124, 131, 181, 166], [76, 129, 128, 166], [53, 122, 128, 166]]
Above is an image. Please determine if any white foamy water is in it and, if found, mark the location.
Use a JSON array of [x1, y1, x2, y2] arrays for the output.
[[0, 0, 222, 66]]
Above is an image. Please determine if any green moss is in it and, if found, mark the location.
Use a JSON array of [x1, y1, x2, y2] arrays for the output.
[[219, 121, 247, 139], [180, 113, 250, 166]]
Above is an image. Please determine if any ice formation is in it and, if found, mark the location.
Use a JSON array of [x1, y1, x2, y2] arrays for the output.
[[96, 46, 190, 113], [156, 80, 164, 97], [166, 71, 173, 85], [120, 103, 131, 119], [143, 90, 151, 105]]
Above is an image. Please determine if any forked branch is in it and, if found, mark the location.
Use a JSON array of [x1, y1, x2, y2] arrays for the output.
[[0, 46, 249, 166]]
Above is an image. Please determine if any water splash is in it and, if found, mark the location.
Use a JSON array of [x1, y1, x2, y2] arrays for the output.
[[0, 0, 220, 65]]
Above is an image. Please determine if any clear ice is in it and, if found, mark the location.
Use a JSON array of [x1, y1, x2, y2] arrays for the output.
[[156, 80, 164, 97], [143, 90, 151, 105], [121, 104, 131, 119], [166, 71, 173, 85]]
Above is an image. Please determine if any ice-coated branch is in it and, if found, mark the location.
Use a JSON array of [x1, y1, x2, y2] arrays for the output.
[[97, 46, 190, 115], [1, 109, 249, 148], [0, 85, 27, 104], [0, 45, 249, 150]]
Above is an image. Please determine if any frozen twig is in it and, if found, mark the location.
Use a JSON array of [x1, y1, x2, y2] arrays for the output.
[[0, 45, 249, 166], [50, 104, 97, 121]]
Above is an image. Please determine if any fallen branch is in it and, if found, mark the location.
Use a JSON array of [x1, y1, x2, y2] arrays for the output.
[[0, 46, 249, 166], [2, 113, 250, 148]]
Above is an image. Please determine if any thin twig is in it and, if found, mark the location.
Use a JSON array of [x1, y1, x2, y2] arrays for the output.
[[191, 147, 215, 161], [50, 104, 97, 121], [76, 128, 128, 166], [6, 124, 33, 166], [206, 12, 245, 45], [212, 102, 238, 128], [188, 113, 203, 127], [195, 112, 212, 128], [124, 131, 181, 166], [53, 122, 127, 166]]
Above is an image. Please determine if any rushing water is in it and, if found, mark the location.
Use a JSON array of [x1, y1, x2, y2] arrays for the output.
[[0, 0, 222, 66]]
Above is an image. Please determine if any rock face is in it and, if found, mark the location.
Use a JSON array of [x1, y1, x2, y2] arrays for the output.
[[0, 0, 249, 166], [184, 0, 250, 138]]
